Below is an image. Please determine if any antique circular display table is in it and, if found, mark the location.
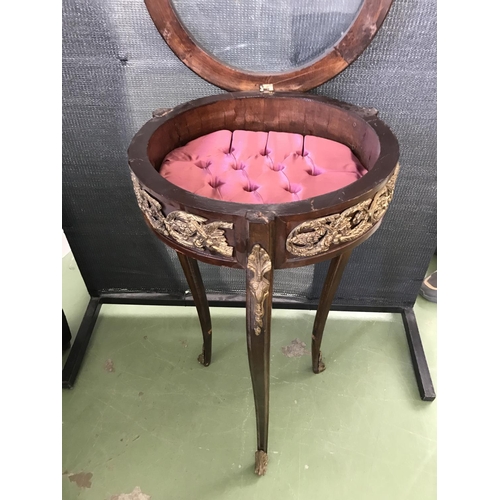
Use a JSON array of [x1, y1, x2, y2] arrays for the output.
[[128, 0, 399, 475]]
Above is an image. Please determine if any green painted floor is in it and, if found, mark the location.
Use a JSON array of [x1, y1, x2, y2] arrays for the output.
[[62, 254, 437, 500]]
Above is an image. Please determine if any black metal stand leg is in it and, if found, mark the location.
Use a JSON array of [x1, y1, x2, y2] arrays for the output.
[[401, 307, 436, 401], [62, 297, 102, 389], [62, 310, 72, 350]]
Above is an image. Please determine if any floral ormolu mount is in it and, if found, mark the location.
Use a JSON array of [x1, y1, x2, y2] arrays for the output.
[[132, 174, 234, 258], [286, 164, 400, 257]]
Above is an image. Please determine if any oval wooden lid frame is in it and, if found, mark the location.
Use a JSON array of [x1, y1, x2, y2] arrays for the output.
[[144, 0, 394, 92]]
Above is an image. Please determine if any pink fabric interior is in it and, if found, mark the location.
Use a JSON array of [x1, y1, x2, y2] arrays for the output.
[[159, 130, 368, 204]]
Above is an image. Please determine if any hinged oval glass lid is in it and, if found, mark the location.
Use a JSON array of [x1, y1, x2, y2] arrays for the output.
[[145, 0, 394, 92]]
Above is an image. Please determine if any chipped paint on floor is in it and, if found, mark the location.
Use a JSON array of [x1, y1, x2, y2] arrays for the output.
[[67, 471, 93, 489], [104, 359, 115, 372], [110, 486, 151, 500], [281, 338, 310, 357]]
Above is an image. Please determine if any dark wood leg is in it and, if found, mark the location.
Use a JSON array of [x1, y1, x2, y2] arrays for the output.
[[176, 251, 212, 366], [311, 250, 352, 374], [245, 214, 275, 476]]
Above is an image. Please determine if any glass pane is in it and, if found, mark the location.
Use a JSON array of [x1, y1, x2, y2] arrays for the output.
[[171, 0, 364, 73]]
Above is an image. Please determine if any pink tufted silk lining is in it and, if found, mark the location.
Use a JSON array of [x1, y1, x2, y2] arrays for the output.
[[159, 130, 368, 204]]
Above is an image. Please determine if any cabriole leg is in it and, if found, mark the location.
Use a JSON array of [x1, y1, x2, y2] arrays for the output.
[[245, 214, 275, 475], [177, 251, 212, 366], [311, 251, 352, 373]]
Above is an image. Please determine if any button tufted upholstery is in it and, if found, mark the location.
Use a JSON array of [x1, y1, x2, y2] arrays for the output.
[[159, 130, 368, 204]]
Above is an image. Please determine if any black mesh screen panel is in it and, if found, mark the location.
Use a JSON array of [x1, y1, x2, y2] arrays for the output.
[[62, 0, 436, 306]]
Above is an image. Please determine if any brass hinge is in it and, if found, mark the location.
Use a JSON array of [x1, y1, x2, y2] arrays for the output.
[[259, 84, 274, 93], [152, 107, 172, 118]]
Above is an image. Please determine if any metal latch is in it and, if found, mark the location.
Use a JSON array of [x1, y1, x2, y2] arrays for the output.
[[259, 84, 274, 93]]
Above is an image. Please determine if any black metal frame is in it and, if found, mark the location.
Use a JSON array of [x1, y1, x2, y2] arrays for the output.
[[62, 293, 436, 401]]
